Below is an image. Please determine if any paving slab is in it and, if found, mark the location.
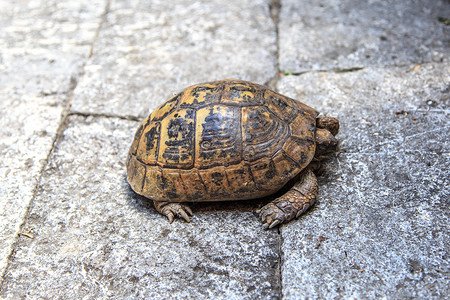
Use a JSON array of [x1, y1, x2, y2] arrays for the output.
[[1, 116, 281, 299], [279, 0, 450, 73], [277, 62, 449, 298], [0, 0, 104, 278], [71, 0, 277, 118]]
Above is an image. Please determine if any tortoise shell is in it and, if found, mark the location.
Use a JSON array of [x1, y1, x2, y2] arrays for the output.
[[126, 79, 318, 202]]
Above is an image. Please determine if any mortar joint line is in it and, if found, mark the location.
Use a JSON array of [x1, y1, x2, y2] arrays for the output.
[[267, 0, 281, 91], [88, 0, 111, 59], [268, 0, 284, 298], [69, 111, 141, 122]]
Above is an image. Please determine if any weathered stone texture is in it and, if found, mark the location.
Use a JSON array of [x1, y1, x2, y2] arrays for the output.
[[71, 0, 277, 118], [279, 0, 450, 72], [277, 62, 449, 299], [0, 0, 104, 278], [1, 116, 280, 299]]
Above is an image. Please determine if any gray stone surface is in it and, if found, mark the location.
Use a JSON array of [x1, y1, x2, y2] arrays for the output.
[[277, 63, 449, 299], [71, 0, 277, 118], [1, 116, 280, 299], [0, 0, 104, 278], [279, 0, 450, 73]]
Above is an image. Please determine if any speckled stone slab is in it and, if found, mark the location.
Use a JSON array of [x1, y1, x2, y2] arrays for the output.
[[277, 62, 449, 299], [0, 0, 104, 278], [1, 116, 281, 299], [71, 0, 277, 118], [279, 0, 450, 72]]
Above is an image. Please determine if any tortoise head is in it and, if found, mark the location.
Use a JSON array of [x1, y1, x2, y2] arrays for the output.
[[314, 116, 339, 160]]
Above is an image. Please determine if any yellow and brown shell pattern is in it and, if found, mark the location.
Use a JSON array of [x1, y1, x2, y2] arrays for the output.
[[126, 79, 318, 202]]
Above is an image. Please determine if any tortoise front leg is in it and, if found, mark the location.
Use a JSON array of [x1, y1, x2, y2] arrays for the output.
[[153, 201, 193, 223], [257, 168, 318, 229]]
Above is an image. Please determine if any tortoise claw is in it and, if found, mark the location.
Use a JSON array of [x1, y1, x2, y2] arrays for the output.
[[167, 211, 174, 224], [178, 209, 191, 223], [269, 219, 282, 229], [258, 203, 285, 229], [156, 202, 193, 223], [184, 205, 193, 217]]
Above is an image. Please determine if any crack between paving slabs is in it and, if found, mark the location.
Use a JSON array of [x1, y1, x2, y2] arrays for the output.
[[0, 0, 112, 294], [69, 111, 141, 122], [279, 59, 448, 77], [267, 0, 284, 298], [0, 73, 73, 296], [280, 67, 365, 77], [267, 0, 281, 91], [88, 0, 111, 59]]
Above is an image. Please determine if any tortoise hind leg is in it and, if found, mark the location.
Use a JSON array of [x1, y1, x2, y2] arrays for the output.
[[153, 201, 193, 223], [258, 168, 318, 229]]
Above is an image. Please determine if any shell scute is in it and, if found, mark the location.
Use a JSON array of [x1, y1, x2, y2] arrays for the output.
[[126, 154, 145, 194], [224, 163, 257, 198], [198, 166, 232, 199], [141, 165, 164, 201], [241, 105, 289, 162], [179, 170, 207, 201], [158, 109, 195, 168], [248, 158, 278, 193], [282, 136, 315, 169], [271, 150, 299, 183], [151, 93, 180, 122], [179, 83, 221, 108], [161, 169, 186, 200], [264, 89, 299, 123], [135, 121, 160, 165], [220, 81, 263, 106], [195, 105, 242, 168]]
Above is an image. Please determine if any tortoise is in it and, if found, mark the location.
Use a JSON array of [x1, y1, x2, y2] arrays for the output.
[[126, 79, 339, 228]]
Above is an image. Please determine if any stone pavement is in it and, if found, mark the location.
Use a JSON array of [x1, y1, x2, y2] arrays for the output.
[[0, 0, 448, 298]]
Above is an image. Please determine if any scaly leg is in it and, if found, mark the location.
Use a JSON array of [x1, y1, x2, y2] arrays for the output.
[[153, 201, 193, 223], [258, 168, 318, 229]]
